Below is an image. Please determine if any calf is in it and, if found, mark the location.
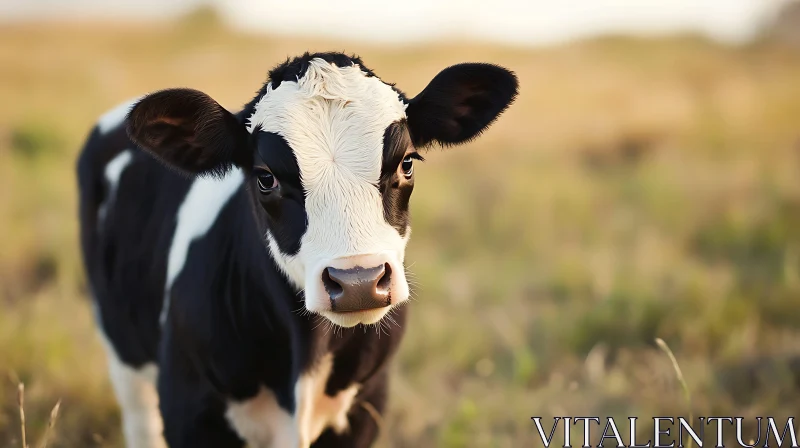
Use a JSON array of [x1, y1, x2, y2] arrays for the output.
[[77, 52, 517, 448]]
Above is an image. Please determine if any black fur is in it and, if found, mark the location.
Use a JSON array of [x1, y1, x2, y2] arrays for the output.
[[380, 121, 414, 236], [406, 63, 519, 147], [127, 88, 252, 177], [269, 52, 377, 89], [78, 123, 194, 367], [252, 131, 306, 256]]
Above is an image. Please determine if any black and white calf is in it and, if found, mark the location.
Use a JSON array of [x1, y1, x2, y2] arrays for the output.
[[77, 52, 517, 447]]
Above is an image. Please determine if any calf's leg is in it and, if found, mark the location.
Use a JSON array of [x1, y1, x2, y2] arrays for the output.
[[103, 342, 167, 448], [312, 370, 389, 448]]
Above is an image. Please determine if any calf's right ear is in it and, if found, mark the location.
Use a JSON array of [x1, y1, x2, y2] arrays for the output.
[[126, 88, 251, 177]]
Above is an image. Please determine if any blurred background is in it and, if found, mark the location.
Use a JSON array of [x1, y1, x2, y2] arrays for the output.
[[2, 0, 800, 446]]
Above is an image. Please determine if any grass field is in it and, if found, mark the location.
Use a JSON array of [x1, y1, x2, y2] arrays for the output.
[[2, 9, 800, 447]]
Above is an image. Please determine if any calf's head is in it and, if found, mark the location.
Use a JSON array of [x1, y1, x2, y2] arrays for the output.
[[127, 53, 517, 328]]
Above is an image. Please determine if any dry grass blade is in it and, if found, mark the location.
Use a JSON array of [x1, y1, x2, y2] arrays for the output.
[[655, 338, 693, 448], [18, 383, 27, 448], [360, 401, 384, 433], [38, 400, 62, 448]]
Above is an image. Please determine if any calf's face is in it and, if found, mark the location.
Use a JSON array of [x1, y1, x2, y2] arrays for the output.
[[127, 54, 517, 328]]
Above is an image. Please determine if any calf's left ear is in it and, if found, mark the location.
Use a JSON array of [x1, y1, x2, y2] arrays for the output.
[[406, 63, 518, 147], [127, 88, 251, 177]]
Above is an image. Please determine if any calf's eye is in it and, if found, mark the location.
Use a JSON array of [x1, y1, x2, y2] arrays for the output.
[[401, 156, 414, 178], [256, 172, 278, 193]]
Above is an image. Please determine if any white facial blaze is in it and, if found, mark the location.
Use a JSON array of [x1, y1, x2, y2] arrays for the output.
[[248, 59, 410, 325]]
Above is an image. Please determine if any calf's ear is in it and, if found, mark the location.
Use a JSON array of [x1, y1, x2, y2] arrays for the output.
[[406, 63, 518, 148], [127, 88, 251, 177]]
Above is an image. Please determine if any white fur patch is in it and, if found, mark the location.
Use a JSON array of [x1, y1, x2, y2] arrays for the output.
[[161, 169, 244, 325], [98, 149, 133, 227], [98, 335, 166, 448], [247, 58, 411, 325], [295, 354, 360, 444], [98, 97, 141, 134], [226, 387, 298, 447], [227, 354, 359, 447]]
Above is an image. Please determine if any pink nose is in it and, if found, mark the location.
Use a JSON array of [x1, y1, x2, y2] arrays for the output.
[[321, 263, 392, 312]]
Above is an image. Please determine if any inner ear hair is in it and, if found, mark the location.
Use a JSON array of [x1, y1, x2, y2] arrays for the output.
[[127, 88, 251, 177], [406, 63, 518, 148]]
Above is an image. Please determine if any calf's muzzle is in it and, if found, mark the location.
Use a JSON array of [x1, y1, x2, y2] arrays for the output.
[[322, 263, 392, 312]]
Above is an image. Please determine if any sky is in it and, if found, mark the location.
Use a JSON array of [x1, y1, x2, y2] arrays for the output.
[[0, 0, 791, 45]]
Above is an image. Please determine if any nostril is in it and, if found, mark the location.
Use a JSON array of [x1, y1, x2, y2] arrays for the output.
[[323, 263, 393, 312], [321, 268, 344, 298], [376, 263, 392, 293]]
